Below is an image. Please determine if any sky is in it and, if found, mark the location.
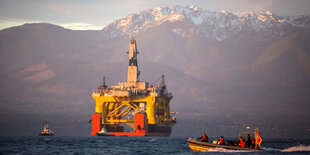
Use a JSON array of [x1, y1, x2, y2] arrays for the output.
[[0, 0, 310, 30]]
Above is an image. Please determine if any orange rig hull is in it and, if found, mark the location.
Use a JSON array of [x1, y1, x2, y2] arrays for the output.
[[91, 113, 172, 137]]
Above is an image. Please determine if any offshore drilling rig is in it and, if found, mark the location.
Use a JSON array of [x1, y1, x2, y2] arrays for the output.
[[91, 37, 176, 136]]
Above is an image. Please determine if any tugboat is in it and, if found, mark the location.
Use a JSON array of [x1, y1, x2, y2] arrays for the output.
[[39, 124, 55, 136], [187, 128, 263, 152]]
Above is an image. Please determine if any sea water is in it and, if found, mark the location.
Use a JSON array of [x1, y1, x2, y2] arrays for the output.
[[0, 136, 310, 154]]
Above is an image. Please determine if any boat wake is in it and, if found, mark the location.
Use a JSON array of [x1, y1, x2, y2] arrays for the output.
[[149, 138, 157, 142], [281, 145, 310, 152], [261, 147, 280, 152], [208, 147, 256, 153], [207, 145, 310, 153]]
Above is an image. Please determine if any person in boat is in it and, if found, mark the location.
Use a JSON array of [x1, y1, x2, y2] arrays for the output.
[[219, 136, 225, 145], [239, 136, 245, 147], [198, 133, 209, 142], [42, 125, 49, 134], [251, 137, 255, 148], [246, 134, 251, 148]]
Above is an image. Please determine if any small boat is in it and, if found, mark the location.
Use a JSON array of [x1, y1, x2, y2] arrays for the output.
[[187, 138, 261, 152], [187, 128, 263, 152], [39, 124, 54, 136], [96, 128, 114, 136]]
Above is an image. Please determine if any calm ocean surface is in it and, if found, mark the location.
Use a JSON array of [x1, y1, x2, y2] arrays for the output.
[[1, 136, 310, 154]]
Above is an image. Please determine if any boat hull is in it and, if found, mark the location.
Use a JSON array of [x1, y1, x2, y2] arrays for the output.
[[108, 125, 172, 137], [187, 138, 261, 152], [96, 133, 115, 136], [38, 133, 54, 136], [91, 113, 173, 137], [148, 124, 172, 133]]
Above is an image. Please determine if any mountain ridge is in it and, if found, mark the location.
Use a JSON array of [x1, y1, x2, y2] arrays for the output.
[[103, 5, 310, 41]]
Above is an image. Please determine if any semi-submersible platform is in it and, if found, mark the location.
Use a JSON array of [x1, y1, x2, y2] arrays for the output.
[[91, 37, 176, 136]]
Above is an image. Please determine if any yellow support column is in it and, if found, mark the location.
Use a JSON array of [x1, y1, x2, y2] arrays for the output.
[[155, 101, 159, 124], [145, 96, 156, 124]]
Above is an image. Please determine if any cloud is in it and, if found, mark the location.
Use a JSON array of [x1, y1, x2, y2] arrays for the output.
[[44, 3, 78, 16], [0, 19, 103, 30], [60, 23, 103, 30]]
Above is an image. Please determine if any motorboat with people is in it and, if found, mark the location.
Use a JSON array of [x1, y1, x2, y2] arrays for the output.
[[96, 127, 115, 136], [39, 124, 55, 136], [187, 128, 263, 152]]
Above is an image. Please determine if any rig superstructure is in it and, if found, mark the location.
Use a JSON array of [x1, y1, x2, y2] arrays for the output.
[[91, 37, 176, 136]]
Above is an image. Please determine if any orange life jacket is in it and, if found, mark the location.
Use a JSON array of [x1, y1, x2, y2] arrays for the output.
[[220, 138, 224, 144], [240, 139, 245, 147], [202, 134, 207, 141]]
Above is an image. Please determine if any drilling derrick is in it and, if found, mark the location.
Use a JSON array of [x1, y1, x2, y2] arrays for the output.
[[91, 37, 176, 136]]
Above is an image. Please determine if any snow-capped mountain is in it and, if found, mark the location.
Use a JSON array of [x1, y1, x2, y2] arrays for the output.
[[103, 5, 310, 41]]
